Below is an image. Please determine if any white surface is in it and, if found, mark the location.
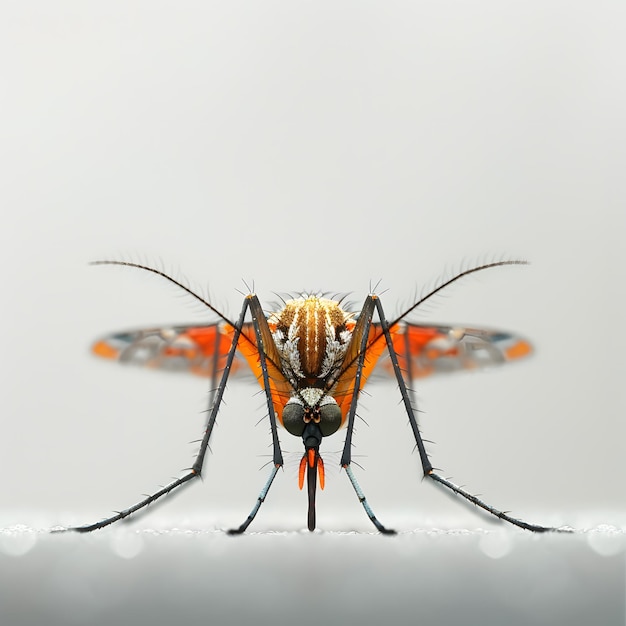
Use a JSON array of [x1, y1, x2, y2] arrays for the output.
[[1, 526, 625, 626], [1, 1, 625, 623]]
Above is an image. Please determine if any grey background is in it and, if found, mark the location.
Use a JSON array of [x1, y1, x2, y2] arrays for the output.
[[1, 1, 625, 624]]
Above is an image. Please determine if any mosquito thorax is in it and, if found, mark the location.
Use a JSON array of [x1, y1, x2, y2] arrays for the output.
[[268, 294, 355, 384]]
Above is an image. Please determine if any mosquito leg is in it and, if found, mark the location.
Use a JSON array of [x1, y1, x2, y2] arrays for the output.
[[228, 295, 284, 533], [340, 296, 394, 534], [207, 316, 224, 410], [64, 298, 251, 533], [247, 296, 284, 468], [340, 296, 375, 468], [345, 465, 395, 534], [427, 473, 556, 532], [67, 475, 198, 533], [372, 297, 563, 533], [227, 465, 280, 535]]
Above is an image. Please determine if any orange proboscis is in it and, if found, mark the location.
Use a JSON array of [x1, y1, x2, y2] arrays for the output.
[[317, 455, 325, 490], [298, 455, 306, 490], [298, 451, 325, 490]]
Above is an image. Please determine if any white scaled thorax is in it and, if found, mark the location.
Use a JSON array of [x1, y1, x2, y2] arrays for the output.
[[268, 294, 354, 396]]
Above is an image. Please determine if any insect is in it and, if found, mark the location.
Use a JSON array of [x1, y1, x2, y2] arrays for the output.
[[68, 259, 560, 534]]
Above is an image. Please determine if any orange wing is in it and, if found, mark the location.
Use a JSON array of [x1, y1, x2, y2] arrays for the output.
[[380, 322, 532, 379], [92, 323, 250, 379], [92, 322, 531, 382]]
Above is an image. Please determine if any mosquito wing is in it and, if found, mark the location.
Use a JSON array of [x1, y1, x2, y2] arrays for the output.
[[377, 322, 532, 379], [91, 323, 253, 379]]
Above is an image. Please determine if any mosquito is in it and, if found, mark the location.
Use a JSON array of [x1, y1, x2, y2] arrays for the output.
[[65, 260, 562, 534]]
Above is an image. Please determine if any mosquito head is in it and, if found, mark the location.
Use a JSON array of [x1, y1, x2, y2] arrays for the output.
[[302, 421, 322, 450], [282, 391, 342, 440]]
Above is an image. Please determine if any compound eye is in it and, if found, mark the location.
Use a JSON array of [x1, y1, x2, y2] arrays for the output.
[[319, 402, 342, 436], [282, 401, 305, 436]]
